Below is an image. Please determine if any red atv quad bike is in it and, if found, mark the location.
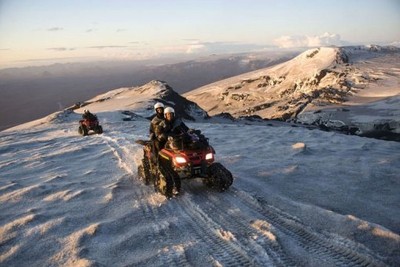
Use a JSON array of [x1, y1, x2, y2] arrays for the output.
[[78, 117, 103, 136], [136, 130, 233, 198]]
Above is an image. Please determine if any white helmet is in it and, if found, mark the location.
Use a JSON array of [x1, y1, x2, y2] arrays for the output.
[[154, 102, 164, 110], [164, 107, 175, 115]]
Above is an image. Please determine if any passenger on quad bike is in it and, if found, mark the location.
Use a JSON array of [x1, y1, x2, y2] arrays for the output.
[[149, 102, 165, 137], [157, 106, 189, 144], [137, 106, 233, 199], [149, 102, 165, 155], [82, 109, 97, 121], [78, 109, 103, 136]]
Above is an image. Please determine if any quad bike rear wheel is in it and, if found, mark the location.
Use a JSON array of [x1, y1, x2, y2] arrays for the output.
[[78, 125, 88, 136], [207, 162, 233, 192]]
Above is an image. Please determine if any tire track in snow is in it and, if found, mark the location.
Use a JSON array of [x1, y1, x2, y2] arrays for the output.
[[97, 131, 192, 266], [174, 194, 260, 266], [228, 187, 386, 267], [183, 186, 297, 267], [125, 183, 192, 267], [99, 133, 138, 175], [130, 188, 258, 266]]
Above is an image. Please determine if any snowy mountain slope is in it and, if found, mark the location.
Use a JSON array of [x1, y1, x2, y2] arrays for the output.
[[184, 45, 400, 138], [0, 50, 297, 131], [74, 80, 208, 121], [1, 85, 399, 266]]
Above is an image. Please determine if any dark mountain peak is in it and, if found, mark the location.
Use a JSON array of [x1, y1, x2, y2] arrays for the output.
[[145, 80, 209, 121]]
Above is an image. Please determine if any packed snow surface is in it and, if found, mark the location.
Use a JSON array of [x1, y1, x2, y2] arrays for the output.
[[1, 56, 400, 266], [1, 108, 399, 266]]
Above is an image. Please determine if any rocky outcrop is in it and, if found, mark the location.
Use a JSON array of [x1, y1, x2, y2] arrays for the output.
[[146, 80, 209, 121]]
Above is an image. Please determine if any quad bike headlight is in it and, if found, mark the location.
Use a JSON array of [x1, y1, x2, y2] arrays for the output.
[[174, 156, 187, 164], [205, 153, 214, 160]]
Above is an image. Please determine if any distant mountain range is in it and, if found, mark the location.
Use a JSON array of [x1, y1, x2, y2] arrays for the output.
[[0, 51, 298, 131], [2, 45, 399, 140]]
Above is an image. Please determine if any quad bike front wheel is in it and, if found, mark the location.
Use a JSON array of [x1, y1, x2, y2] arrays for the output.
[[155, 164, 174, 198], [94, 125, 103, 134], [155, 162, 181, 198], [139, 157, 153, 185], [206, 162, 233, 192]]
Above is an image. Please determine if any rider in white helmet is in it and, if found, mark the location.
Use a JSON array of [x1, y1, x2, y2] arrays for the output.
[[154, 102, 164, 114], [149, 102, 165, 139], [157, 106, 189, 142]]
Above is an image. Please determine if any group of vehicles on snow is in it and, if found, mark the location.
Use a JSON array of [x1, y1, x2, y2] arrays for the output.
[[77, 104, 233, 199]]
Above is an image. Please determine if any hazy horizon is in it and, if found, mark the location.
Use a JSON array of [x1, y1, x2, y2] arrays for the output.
[[1, 0, 399, 69]]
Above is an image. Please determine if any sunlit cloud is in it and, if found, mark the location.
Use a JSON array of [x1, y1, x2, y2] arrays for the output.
[[274, 32, 346, 48], [389, 41, 400, 47], [183, 41, 267, 54], [186, 42, 206, 54]]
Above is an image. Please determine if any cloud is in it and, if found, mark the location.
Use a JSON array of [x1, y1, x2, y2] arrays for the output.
[[116, 29, 127, 32], [274, 32, 346, 48], [47, 27, 64, 32], [389, 41, 400, 47], [86, 29, 96, 33], [183, 41, 267, 54], [87, 46, 128, 49], [186, 42, 206, 54], [47, 47, 76, 51]]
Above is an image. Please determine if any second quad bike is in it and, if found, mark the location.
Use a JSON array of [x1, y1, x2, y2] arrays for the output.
[[136, 130, 233, 198], [78, 117, 103, 136]]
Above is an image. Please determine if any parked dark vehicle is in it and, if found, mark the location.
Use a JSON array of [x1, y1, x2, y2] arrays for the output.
[[78, 117, 103, 136]]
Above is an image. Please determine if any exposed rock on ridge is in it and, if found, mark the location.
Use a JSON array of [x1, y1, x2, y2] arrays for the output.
[[184, 46, 400, 140], [74, 80, 208, 121]]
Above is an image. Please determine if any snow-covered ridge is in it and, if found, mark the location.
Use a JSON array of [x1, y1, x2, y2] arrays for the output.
[[77, 80, 208, 121], [4, 80, 209, 132], [184, 45, 400, 140]]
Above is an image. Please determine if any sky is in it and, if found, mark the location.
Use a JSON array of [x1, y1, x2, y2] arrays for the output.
[[0, 0, 399, 69]]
